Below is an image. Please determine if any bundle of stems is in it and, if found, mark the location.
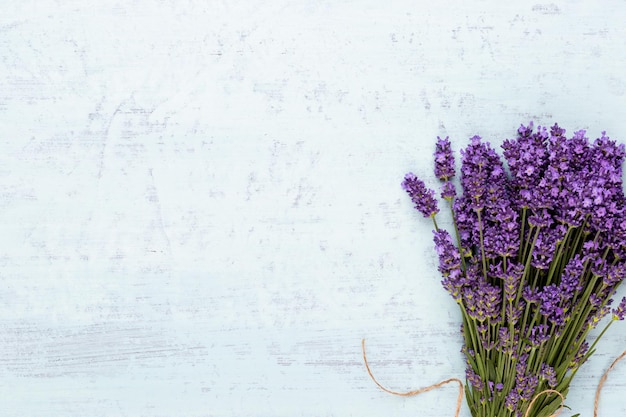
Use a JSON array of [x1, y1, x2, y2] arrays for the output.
[[402, 123, 626, 417]]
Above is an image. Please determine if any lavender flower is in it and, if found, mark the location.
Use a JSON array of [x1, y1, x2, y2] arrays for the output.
[[505, 299, 525, 325], [539, 284, 566, 326], [400, 122, 626, 417], [570, 341, 590, 370], [528, 324, 550, 347], [587, 131, 626, 231], [613, 296, 626, 321], [517, 374, 539, 401], [464, 282, 501, 322], [604, 261, 626, 287], [434, 136, 455, 180], [401, 173, 439, 217], [539, 363, 557, 388], [498, 327, 512, 353], [483, 203, 520, 258], [505, 390, 520, 413], [559, 255, 584, 299], [515, 352, 529, 383], [459, 135, 498, 211], [531, 227, 560, 270], [589, 293, 602, 307], [453, 195, 479, 249], [466, 367, 484, 390], [493, 261, 523, 302], [487, 381, 504, 396], [441, 180, 456, 200], [502, 122, 549, 209], [481, 338, 497, 351], [522, 286, 540, 304], [587, 302, 612, 330], [434, 230, 463, 301]]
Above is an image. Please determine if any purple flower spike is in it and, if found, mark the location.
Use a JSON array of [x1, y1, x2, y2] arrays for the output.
[[460, 135, 505, 211], [441, 180, 456, 200], [613, 297, 626, 320], [570, 341, 590, 369], [466, 367, 484, 390], [505, 390, 520, 412], [540, 364, 557, 388], [435, 136, 456, 180], [401, 173, 439, 218], [434, 230, 464, 301], [400, 123, 626, 417], [518, 374, 539, 401], [502, 121, 550, 209], [464, 281, 501, 322], [560, 256, 584, 299], [528, 324, 550, 346]]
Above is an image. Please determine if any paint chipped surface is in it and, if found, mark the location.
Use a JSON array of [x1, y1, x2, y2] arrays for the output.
[[1, 1, 626, 416]]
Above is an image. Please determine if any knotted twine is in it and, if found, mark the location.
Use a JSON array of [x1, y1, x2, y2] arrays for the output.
[[362, 339, 626, 417], [361, 339, 464, 417]]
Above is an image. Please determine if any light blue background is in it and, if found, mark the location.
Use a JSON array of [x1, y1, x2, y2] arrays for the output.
[[1, 1, 625, 416]]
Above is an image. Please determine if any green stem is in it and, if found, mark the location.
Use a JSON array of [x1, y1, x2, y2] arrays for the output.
[[586, 319, 615, 358], [476, 208, 488, 280], [518, 207, 528, 265], [550, 275, 599, 364], [546, 226, 573, 286], [448, 198, 467, 271]]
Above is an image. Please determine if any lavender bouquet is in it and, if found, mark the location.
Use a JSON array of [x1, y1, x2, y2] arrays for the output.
[[401, 123, 626, 417]]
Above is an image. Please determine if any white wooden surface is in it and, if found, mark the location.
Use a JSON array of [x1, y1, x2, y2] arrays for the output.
[[1, 1, 626, 416]]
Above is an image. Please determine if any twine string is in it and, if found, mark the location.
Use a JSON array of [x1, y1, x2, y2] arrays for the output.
[[523, 389, 564, 417], [361, 339, 464, 417], [527, 348, 626, 417], [594, 348, 626, 417], [364, 339, 625, 417]]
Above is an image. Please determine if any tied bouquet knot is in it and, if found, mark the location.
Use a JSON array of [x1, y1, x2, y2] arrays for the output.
[[391, 123, 626, 417]]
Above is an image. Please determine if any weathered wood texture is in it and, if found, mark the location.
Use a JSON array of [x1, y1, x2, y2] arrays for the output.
[[1, 1, 626, 416]]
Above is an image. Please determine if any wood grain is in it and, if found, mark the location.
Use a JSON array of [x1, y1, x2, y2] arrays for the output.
[[1, 1, 626, 416]]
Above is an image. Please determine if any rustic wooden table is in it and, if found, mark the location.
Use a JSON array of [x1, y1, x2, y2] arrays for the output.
[[1, 1, 625, 416]]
